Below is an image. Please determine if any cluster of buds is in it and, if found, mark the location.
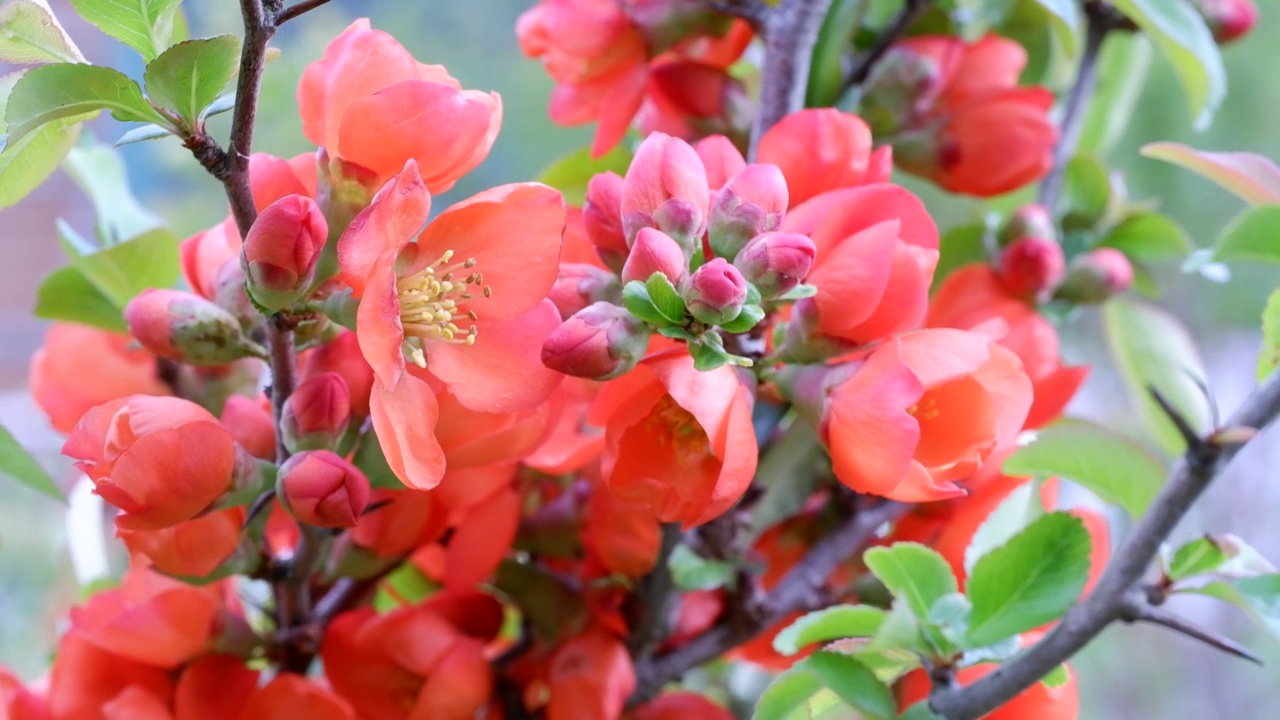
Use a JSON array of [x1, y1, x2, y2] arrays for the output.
[[993, 203, 1133, 305]]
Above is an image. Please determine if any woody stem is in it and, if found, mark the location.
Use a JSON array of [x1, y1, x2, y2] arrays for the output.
[[751, 0, 837, 159]]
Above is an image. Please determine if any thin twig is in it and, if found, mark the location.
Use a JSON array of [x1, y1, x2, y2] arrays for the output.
[[628, 523, 684, 658], [1118, 593, 1263, 665], [843, 0, 931, 88], [749, 0, 836, 159], [928, 373, 1280, 719], [275, 0, 332, 25], [629, 500, 909, 704]]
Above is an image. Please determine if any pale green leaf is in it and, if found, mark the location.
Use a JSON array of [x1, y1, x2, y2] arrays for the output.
[[114, 123, 171, 146], [1259, 289, 1280, 382], [645, 272, 686, 325], [1042, 664, 1070, 689], [62, 138, 164, 242], [1097, 212, 1193, 261], [806, 651, 896, 720], [1103, 297, 1212, 455], [0, 423, 62, 501], [62, 227, 180, 308], [1141, 142, 1280, 206], [1109, 0, 1225, 129], [143, 35, 240, 127], [1192, 575, 1280, 639], [33, 265, 126, 330], [1213, 206, 1280, 264], [754, 668, 824, 720], [0, 68, 82, 209], [536, 143, 633, 206], [4, 63, 169, 146], [669, 544, 734, 591], [774, 605, 887, 655], [965, 512, 1091, 647], [933, 223, 988, 291], [0, 0, 87, 64], [1168, 537, 1227, 581], [1062, 154, 1110, 229], [964, 481, 1046, 574], [864, 543, 957, 618], [70, 0, 181, 61], [1079, 34, 1153, 156], [1029, 0, 1079, 56], [1003, 418, 1165, 517]]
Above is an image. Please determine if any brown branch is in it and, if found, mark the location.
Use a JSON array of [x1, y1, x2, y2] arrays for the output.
[[275, 0, 332, 25], [928, 372, 1280, 719], [1118, 593, 1263, 665], [629, 499, 909, 704], [706, 0, 771, 32], [749, 0, 835, 159], [843, 0, 931, 88], [628, 523, 684, 659]]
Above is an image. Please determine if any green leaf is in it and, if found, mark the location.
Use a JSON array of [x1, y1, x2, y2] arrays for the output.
[[690, 338, 740, 372], [964, 481, 1046, 575], [0, 423, 62, 501], [932, 223, 989, 291], [1259, 289, 1280, 382], [621, 281, 666, 325], [143, 35, 240, 128], [720, 304, 765, 333], [1141, 142, 1280, 206], [1103, 297, 1212, 455], [645, 272, 687, 325], [351, 432, 403, 490], [754, 668, 825, 720], [114, 123, 171, 146], [0, 70, 83, 209], [806, 651, 896, 720], [69, 0, 181, 61], [1109, 0, 1225, 129], [0, 0, 87, 64], [535, 144, 633, 206], [4, 63, 170, 147], [373, 562, 438, 612], [748, 420, 823, 541], [62, 227, 180, 307], [1042, 664, 1070, 689], [62, 136, 165, 242], [1097, 212, 1193, 261], [1028, 0, 1079, 56], [965, 512, 1091, 647], [1079, 34, 1153, 156], [1003, 418, 1165, 517], [33, 265, 126, 330], [1061, 154, 1110, 230], [864, 543, 958, 618], [1192, 575, 1280, 638], [807, 0, 863, 107], [1213, 206, 1280, 264], [925, 592, 972, 650], [668, 544, 734, 591], [899, 701, 945, 720], [774, 605, 888, 656], [1168, 537, 1227, 581]]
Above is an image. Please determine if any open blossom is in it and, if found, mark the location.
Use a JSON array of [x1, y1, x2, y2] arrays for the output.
[[118, 508, 245, 579], [547, 630, 636, 720], [590, 349, 757, 527], [337, 162, 565, 489], [756, 109, 893, 207], [63, 396, 243, 531], [299, 19, 501, 193], [820, 329, 1033, 501]]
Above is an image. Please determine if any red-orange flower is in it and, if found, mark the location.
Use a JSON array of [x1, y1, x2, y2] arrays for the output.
[[63, 396, 241, 531], [546, 630, 635, 720], [30, 324, 168, 434], [336, 162, 565, 489], [590, 349, 757, 527], [629, 691, 735, 720], [118, 508, 244, 579], [47, 631, 173, 720], [821, 329, 1032, 501], [756, 109, 893, 207], [299, 19, 500, 193]]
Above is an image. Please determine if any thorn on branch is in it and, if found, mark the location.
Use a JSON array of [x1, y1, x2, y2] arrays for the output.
[[244, 489, 277, 527], [1147, 386, 1215, 464], [275, 0, 333, 26], [1119, 594, 1263, 666]]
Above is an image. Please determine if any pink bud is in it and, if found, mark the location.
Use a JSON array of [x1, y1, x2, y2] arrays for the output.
[[621, 133, 710, 250], [220, 395, 276, 461], [278, 450, 371, 528], [541, 302, 649, 380], [240, 194, 328, 310], [859, 46, 945, 135], [1194, 0, 1258, 43], [708, 164, 789, 260], [694, 135, 747, 191], [683, 258, 748, 325], [622, 228, 689, 285], [1000, 203, 1056, 247], [281, 372, 351, 453], [997, 236, 1065, 300], [303, 331, 374, 417], [1055, 248, 1134, 304], [125, 289, 262, 366], [584, 172, 629, 273], [734, 232, 816, 298], [549, 263, 622, 319]]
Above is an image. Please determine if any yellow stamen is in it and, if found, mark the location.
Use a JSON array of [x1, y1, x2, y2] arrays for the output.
[[395, 250, 488, 353]]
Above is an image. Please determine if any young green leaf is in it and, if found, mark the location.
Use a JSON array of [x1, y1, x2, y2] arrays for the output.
[[1259, 289, 1280, 381], [1213, 206, 1280, 264], [535, 143, 633, 206], [69, 0, 181, 61], [1079, 33, 1153, 156], [753, 667, 825, 720], [1191, 575, 1280, 638], [61, 227, 180, 308], [1061, 154, 1110, 230], [932, 223, 989, 291], [4, 64, 172, 146], [645, 272, 687, 325], [720, 303, 765, 333], [1167, 536, 1227, 581], [965, 512, 1091, 647], [1141, 142, 1280, 206], [964, 481, 1046, 574], [1028, 0, 1079, 55], [864, 543, 958, 618], [690, 338, 741, 372], [143, 35, 241, 128], [62, 138, 165, 242], [621, 280, 667, 325], [1097, 212, 1194, 261], [773, 605, 888, 656], [0, 0, 87, 64], [1109, 0, 1225, 130], [1041, 664, 1070, 689], [1103, 297, 1212, 455], [668, 544, 734, 591], [33, 265, 127, 331], [805, 651, 896, 720], [0, 424, 63, 502], [1002, 418, 1165, 518], [0, 68, 83, 210]]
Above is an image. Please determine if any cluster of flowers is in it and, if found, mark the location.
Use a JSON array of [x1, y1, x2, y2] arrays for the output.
[[1, 9, 1156, 720]]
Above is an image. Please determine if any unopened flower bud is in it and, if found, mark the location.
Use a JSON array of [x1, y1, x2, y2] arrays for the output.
[[622, 228, 689, 285], [623, 0, 732, 52], [541, 302, 649, 380], [281, 372, 351, 453], [240, 194, 328, 310], [1193, 0, 1258, 43], [303, 331, 374, 417], [997, 236, 1065, 300], [733, 232, 815, 298], [999, 203, 1056, 247], [708, 164, 789, 260], [584, 172, 629, 273], [220, 395, 276, 460], [1055, 248, 1134, 304], [694, 135, 747, 190], [125, 289, 264, 366], [278, 450, 371, 528], [621, 133, 710, 250], [859, 46, 944, 135], [683, 258, 747, 325], [549, 263, 622, 319]]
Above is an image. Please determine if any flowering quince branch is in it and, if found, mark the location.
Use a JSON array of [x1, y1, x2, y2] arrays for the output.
[[927, 374, 1280, 719], [1116, 592, 1263, 665], [753, 0, 837, 154], [275, 0, 334, 25]]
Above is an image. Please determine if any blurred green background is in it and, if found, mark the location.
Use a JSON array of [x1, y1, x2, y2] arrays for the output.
[[2, 0, 1278, 717]]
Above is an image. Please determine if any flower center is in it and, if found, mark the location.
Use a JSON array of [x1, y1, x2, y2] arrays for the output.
[[395, 249, 491, 367], [646, 395, 710, 465], [906, 396, 940, 420]]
